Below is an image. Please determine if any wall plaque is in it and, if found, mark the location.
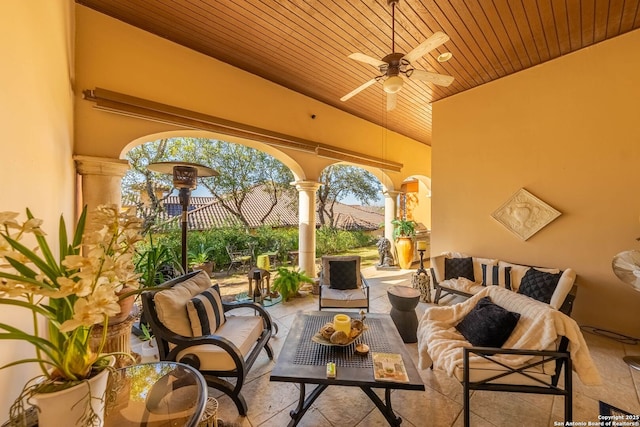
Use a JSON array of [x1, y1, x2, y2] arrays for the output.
[[491, 188, 561, 241]]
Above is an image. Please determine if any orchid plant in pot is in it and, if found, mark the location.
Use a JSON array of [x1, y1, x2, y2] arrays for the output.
[[0, 205, 143, 426]]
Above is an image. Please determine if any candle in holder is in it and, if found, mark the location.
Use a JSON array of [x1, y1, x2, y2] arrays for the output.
[[333, 314, 352, 337], [417, 241, 427, 251]]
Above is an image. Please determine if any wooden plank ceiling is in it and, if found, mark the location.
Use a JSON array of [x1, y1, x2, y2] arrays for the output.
[[76, 0, 640, 145]]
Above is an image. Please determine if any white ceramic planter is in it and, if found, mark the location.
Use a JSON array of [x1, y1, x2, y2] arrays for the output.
[[140, 339, 159, 363], [33, 359, 113, 427]]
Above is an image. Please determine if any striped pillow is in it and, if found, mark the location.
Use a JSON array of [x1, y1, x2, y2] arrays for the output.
[[186, 284, 226, 336], [482, 264, 512, 290]]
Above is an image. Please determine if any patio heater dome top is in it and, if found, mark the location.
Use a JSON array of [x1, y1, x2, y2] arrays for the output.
[[148, 161, 218, 186], [147, 161, 219, 177], [147, 161, 219, 272]]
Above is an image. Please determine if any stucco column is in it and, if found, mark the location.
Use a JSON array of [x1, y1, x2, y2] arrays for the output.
[[74, 155, 130, 210], [294, 180, 321, 277], [383, 190, 401, 255]]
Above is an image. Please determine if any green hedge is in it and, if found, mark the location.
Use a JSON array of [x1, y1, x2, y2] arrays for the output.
[[134, 226, 376, 273]]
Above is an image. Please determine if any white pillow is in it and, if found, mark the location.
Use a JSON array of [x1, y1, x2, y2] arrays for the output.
[[430, 254, 447, 283], [549, 268, 577, 310], [472, 257, 498, 283], [482, 264, 511, 288]]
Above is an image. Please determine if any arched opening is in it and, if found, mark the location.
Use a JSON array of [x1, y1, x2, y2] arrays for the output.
[[118, 131, 416, 280]]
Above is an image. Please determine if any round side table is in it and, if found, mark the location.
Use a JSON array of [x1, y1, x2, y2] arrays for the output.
[[387, 285, 422, 343]]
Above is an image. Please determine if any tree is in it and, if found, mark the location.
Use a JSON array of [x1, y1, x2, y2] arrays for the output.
[[317, 165, 382, 227], [122, 138, 175, 233], [123, 137, 295, 230], [196, 141, 295, 227]]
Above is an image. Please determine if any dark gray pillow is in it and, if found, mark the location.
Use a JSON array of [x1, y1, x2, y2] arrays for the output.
[[518, 268, 562, 304], [455, 297, 521, 347], [444, 257, 475, 281], [329, 260, 358, 289]]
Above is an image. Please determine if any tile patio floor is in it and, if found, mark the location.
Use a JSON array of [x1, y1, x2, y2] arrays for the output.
[[133, 266, 640, 426]]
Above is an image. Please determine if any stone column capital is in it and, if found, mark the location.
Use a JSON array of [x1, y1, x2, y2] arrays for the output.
[[383, 190, 402, 198], [74, 155, 130, 177], [292, 180, 321, 193]]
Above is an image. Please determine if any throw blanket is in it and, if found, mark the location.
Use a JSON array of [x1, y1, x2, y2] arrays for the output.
[[417, 286, 601, 385]]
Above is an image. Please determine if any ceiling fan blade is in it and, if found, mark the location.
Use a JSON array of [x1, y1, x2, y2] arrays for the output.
[[408, 69, 455, 87], [340, 78, 378, 101], [402, 31, 450, 64], [386, 92, 397, 111], [348, 52, 387, 69]]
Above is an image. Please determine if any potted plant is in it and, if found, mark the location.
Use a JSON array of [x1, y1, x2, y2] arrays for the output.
[[137, 323, 158, 362], [188, 244, 215, 277], [0, 205, 143, 427], [272, 267, 314, 302], [135, 237, 182, 289], [133, 237, 182, 338], [391, 218, 417, 269]]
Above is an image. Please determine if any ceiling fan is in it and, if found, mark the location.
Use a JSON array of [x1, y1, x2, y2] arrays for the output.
[[340, 0, 455, 111]]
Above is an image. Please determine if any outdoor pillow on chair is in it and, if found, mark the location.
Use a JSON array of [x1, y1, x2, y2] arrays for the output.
[[186, 284, 226, 336], [455, 296, 520, 347], [329, 260, 358, 290]]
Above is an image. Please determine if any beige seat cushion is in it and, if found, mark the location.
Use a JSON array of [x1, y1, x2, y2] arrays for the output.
[[176, 315, 264, 371], [319, 285, 367, 308], [452, 357, 555, 386]]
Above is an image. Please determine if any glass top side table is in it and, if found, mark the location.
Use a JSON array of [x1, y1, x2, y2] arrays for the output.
[[105, 361, 207, 427]]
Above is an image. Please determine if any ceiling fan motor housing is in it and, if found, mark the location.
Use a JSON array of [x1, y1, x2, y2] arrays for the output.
[[340, 0, 453, 106]]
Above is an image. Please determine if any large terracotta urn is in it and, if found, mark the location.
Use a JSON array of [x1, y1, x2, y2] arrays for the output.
[[395, 237, 414, 270]]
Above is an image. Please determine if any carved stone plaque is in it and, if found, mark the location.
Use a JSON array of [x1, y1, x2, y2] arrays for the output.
[[491, 189, 561, 241]]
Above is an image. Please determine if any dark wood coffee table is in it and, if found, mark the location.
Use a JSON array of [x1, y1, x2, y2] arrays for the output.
[[270, 311, 425, 426]]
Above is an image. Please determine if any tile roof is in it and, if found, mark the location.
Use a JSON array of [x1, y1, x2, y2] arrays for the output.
[[129, 185, 383, 232]]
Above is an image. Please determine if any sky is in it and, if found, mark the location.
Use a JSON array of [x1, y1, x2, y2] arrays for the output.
[[188, 185, 384, 206]]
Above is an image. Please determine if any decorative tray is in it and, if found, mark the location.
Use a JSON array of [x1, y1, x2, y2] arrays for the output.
[[311, 328, 366, 347]]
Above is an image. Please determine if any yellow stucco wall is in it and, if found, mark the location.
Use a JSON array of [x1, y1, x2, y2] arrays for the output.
[[74, 5, 431, 191], [432, 28, 640, 337], [0, 0, 76, 415]]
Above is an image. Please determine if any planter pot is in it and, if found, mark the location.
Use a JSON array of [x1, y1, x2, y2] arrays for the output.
[[108, 287, 136, 325], [395, 237, 414, 270], [191, 261, 214, 278], [33, 357, 114, 427], [90, 316, 138, 368], [140, 339, 159, 363]]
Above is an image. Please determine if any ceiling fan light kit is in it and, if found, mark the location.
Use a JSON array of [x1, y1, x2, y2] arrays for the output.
[[437, 52, 453, 62], [340, 0, 454, 111], [383, 75, 403, 93]]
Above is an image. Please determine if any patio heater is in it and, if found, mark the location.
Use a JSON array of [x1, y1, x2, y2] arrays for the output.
[[148, 161, 218, 273]]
